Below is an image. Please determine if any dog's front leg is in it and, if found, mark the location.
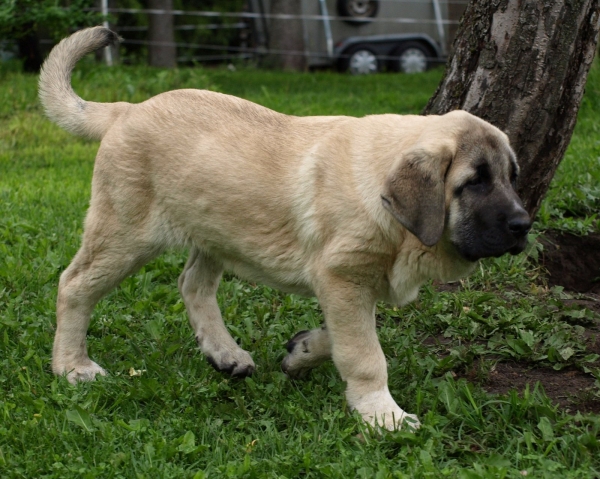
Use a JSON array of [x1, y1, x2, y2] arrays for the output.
[[317, 276, 420, 431]]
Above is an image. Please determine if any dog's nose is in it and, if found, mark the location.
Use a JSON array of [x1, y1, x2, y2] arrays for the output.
[[508, 215, 531, 237]]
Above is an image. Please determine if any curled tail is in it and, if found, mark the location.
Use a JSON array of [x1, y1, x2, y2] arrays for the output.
[[39, 26, 129, 141]]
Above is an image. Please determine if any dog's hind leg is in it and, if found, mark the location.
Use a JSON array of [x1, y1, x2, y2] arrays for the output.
[[281, 326, 331, 378], [178, 248, 255, 378], [53, 223, 160, 384]]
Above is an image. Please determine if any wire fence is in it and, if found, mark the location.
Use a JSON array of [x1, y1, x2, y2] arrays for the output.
[[103, 8, 461, 25], [15, 2, 467, 69]]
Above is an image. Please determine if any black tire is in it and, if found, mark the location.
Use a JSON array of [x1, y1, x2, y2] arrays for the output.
[[338, 44, 380, 75], [390, 42, 432, 74], [337, 0, 379, 24]]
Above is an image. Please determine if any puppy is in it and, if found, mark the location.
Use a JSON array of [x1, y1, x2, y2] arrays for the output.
[[39, 27, 531, 431]]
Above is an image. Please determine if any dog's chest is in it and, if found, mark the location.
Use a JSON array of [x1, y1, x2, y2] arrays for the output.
[[386, 246, 473, 306], [387, 264, 424, 306]]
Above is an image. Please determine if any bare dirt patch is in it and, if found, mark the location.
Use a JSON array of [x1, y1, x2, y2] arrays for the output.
[[474, 362, 600, 414], [540, 231, 600, 295], [431, 231, 600, 413]]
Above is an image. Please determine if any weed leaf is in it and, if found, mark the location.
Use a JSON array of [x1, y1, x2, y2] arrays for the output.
[[537, 417, 554, 441], [178, 431, 197, 454], [66, 406, 95, 432], [559, 346, 575, 361]]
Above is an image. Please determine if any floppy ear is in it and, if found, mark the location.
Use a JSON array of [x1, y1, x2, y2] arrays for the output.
[[381, 144, 453, 246]]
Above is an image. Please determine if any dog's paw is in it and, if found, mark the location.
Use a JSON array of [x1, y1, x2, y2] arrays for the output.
[[349, 388, 421, 432], [206, 349, 255, 378], [55, 360, 107, 385], [365, 410, 421, 432], [281, 330, 330, 379], [281, 330, 313, 378]]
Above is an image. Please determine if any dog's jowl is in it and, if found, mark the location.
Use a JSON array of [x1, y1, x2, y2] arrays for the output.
[[39, 27, 531, 431]]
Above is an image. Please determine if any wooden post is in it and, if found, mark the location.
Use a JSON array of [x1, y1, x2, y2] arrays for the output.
[[148, 0, 176, 68]]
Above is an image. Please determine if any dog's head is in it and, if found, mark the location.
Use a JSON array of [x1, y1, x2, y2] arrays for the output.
[[381, 110, 531, 262]]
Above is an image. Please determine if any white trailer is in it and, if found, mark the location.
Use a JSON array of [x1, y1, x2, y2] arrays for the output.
[[249, 0, 454, 74]]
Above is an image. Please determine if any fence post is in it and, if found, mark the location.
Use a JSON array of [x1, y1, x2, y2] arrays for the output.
[[101, 0, 113, 66]]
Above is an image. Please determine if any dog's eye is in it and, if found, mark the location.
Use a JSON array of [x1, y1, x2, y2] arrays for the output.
[[454, 164, 491, 197], [466, 176, 483, 187], [466, 164, 490, 188], [510, 170, 518, 188]]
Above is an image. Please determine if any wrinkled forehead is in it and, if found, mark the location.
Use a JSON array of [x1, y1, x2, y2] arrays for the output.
[[455, 128, 518, 179]]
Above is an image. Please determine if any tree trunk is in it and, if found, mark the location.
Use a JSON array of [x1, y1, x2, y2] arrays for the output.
[[148, 0, 176, 68], [264, 0, 306, 71], [18, 30, 43, 73], [424, 0, 600, 218]]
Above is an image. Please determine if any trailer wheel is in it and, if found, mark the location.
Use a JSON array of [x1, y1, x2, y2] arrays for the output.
[[340, 45, 379, 75], [337, 0, 379, 23], [391, 42, 431, 74]]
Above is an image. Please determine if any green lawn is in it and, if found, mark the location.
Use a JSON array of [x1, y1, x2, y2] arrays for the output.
[[0, 59, 599, 478]]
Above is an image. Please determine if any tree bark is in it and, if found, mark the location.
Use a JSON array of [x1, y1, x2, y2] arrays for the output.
[[264, 0, 306, 71], [424, 0, 600, 218], [148, 0, 176, 68]]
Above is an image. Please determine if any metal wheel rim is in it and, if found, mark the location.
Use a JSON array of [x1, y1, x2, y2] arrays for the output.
[[349, 50, 378, 75], [348, 0, 373, 16], [399, 48, 427, 73]]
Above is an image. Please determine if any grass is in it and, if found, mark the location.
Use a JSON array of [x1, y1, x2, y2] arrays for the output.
[[0, 58, 599, 478]]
